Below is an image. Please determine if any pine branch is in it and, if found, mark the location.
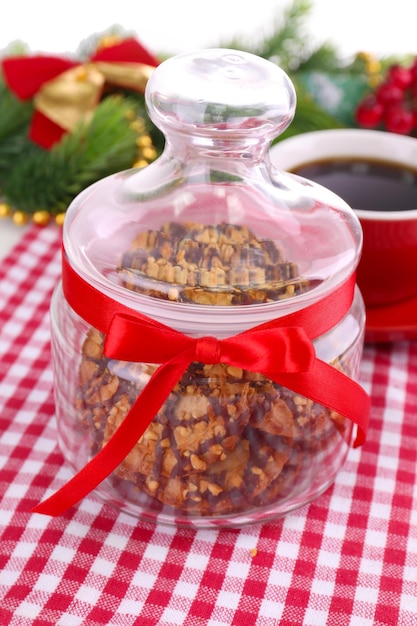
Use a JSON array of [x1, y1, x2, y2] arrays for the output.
[[222, 0, 323, 71], [275, 82, 345, 142], [294, 42, 345, 73], [2, 95, 140, 213], [249, 0, 314, 67], [0, 77, 33, 141], [0, 77, 36, 184], [221, 0, 350, 77], [0, 133, 36, 185]]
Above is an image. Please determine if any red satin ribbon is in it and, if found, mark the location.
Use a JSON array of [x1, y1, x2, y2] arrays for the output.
[[2, 38, 159, 148], [33, 250, 370, 516]]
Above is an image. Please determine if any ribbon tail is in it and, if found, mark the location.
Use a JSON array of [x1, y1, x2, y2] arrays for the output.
[[2, 56, 78, 99], [32, 360, 189, 517], [274, 359, 370, 447], [91, 37, 159, 68], [29, 110, 67, 149]]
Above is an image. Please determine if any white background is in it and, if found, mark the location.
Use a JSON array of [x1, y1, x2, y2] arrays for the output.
[[1, 0, 416, 257], [1, 0, 416, 60]]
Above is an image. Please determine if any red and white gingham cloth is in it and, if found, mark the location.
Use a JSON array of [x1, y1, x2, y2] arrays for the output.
[[1, 224, 417, 626]]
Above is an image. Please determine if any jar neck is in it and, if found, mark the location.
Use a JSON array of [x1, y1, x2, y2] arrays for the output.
[[163, 128, 273, 163]]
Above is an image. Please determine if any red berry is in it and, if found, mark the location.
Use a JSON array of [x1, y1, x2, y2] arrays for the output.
[[409, 58, 417, 83], [355, 95, 384, 128], [387, 64, 413, 90], [384, 105, 414, 134], [375, 81, 404, 106], [355, 60, 417, 136]]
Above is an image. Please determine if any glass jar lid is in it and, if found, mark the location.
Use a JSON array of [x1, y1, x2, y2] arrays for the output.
[[63, 48, 362, 318]]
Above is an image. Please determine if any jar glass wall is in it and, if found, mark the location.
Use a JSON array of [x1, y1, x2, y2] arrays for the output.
[[48, 48, 367, 528]]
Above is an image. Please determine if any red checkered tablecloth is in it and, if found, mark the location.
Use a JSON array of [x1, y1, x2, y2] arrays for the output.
[[1, 224, 417, 626]]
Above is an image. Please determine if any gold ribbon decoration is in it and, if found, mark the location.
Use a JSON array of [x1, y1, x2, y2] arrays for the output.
[[2, 37, 159, 148], [35, 64, 105, 133]]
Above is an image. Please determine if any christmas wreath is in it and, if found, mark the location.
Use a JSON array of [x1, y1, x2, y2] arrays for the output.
[[0, 0, 414, 225], [0, 32, 165, 226]]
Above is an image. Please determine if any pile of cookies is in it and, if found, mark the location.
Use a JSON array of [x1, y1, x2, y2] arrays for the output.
[[75, 221, 347, 516], [118, 221, 310, 304]]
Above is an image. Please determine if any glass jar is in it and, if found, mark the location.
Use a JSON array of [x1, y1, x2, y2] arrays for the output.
[[48, 49, 368, 528]]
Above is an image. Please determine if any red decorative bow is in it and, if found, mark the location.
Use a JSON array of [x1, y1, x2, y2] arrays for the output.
[[32, 250, 370, 516], [2, 38, 159, 148]]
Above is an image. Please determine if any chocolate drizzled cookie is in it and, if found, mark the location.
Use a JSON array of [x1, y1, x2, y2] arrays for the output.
[[118, 221, 311, 304], [75, 221, 347, 517]]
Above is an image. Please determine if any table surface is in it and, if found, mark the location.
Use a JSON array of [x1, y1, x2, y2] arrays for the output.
[[0, 219, 27, 260], [1, 222, 417, 626]]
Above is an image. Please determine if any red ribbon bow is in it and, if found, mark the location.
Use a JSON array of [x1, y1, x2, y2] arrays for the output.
[[32, 251, 370, 516], [2, 38, 159, 148], [105, 312, 315, 373]]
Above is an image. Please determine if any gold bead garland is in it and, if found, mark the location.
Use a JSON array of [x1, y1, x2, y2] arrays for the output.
[[0, 203, 11, 219], [355, 51, 382, 88], [11, 211, 30, 226], [32, 211, 52, 227], [0, 115, 157, 228]]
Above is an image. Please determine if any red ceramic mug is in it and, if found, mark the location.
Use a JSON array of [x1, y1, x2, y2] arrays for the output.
[[270, 129, 417, 309]]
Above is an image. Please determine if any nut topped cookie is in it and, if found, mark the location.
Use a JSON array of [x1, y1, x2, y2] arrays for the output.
[[118, 221, 310, 304], [77, 329, 347, 516], [74, 225, 349, 517]]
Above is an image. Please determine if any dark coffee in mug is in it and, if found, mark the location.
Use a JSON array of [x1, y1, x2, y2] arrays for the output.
[[291, 158, 417, 212]]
